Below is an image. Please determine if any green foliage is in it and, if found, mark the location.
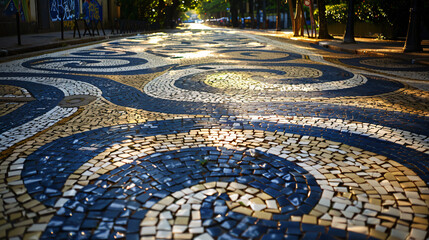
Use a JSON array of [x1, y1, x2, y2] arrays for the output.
[[183, 10, 196, 20], [377, 33, 386, 40], [117, 0, 198, 24], [325, 3, 347, 23], [355, 0, 387, 23], [117, 0, 158, 21], [314, 1, 387, 24], [316, 0, 423, 37], [195, 0, 229, 18]]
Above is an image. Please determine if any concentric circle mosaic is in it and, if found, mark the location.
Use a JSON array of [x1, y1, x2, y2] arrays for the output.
[[39, 146, 320, 239], [16, 118, 429, 239]]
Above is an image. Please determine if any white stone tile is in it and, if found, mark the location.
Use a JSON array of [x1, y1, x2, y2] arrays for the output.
[[140, 226, 156, 235]]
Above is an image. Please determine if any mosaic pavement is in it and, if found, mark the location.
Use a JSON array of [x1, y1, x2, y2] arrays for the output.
[[0, 25, 428, 240]]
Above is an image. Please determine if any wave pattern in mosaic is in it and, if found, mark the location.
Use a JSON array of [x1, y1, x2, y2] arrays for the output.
[[0, 26, 428, 240], [147, 64, 407, 100], [18, 118, 429, 240]]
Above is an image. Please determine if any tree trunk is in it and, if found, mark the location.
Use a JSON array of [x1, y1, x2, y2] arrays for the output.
[[157, 0, 165, 28], [343, 0, 355, 43], [287, 0, 295, 33], [317, 0, 332, 39], [293, 0, 304, 36], [230, 0, 239, 27], [294, 0, 301, 36], [240, 0, 246, 28], [249, 0, 255, 28], [164, 0, 179, 28], [262, 0, 267, 29], [276, 0, 281, 31], [403, 0, 422, 52]]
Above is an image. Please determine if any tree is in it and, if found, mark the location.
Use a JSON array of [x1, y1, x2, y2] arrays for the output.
[[165, 0, 180, 28], [276, 0, 281, 30], [196, 0, 229, 19], [117, 0, 197, 28], [317, 0, 332, 39], [287, 0, 295, 32], [157, 0, 166, 27], [343, 0, 355, 43], [288, 0, 306, 36], [249, 0, 255, 28], [403, 0, 423, 52], [230, 0, 240, 27]]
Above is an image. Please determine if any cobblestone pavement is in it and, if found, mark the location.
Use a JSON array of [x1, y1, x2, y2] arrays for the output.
[[305, 42, 429, 91], [1, 24, 428, 240]]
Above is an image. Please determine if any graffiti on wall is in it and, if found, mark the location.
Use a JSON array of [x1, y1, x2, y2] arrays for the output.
[[49, 0, 80, 21], [82, 0, 102, 21], [2, 0, 29, 21]]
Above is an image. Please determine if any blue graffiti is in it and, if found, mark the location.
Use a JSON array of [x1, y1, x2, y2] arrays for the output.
[[3, 0, 18, 16], [49, 0, 79, 21], [82, 0, 102, 21]]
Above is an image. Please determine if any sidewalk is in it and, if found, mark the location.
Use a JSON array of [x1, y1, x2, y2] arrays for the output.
[[0, 29, 134, 59], [318, 37, 429, 64], [275, 31, 429, 65], [1, 26, 428, 65]]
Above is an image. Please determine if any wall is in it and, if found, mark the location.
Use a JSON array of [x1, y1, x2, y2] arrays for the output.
[[0, 0, 119, 36], [327, 22, 394, 38]]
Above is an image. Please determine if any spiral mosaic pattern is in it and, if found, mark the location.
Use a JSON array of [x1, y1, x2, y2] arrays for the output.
[[0, 26, 428, 240], [0, 72, 104, 151], [22, 57, 175, 75], [17, 118, 428, 240], [38, 146, 319, 239], [0, 80, 64, 134], [20, 45, 175, 75], [145, 64, 406, 101]]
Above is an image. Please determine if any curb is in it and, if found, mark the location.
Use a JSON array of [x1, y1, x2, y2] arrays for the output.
[[4, 36, 106, 56], [320, 42, 394, 57], [0, 50, 8, 57], [259, 30, 427, 64], [318, 42, 429, 66]]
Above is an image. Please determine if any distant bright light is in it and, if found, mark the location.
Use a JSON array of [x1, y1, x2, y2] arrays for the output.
[[147, 36, 165, 44], [172, 50, 214, 59], [185, 23, 212, 30]]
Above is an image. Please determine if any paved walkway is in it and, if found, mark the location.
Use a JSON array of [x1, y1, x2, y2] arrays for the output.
[[1, 26, 429, 64], [0, 29, 135, 58], [316, 37, 429, 65], [0, 23, 428, 240], [245, 29, 429, 65]]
